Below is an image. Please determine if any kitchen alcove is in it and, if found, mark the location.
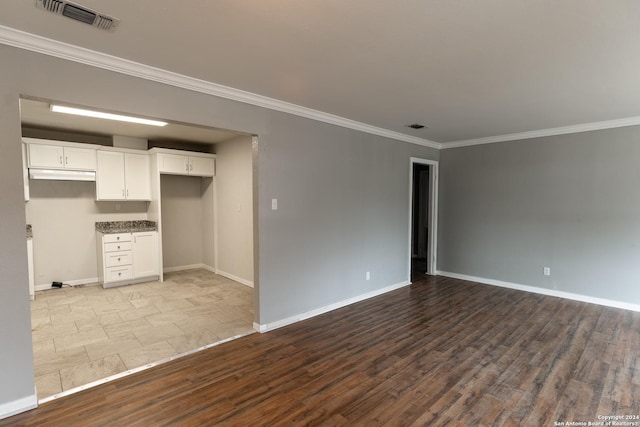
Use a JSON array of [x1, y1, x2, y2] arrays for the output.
[[159, 173, 215, 273]]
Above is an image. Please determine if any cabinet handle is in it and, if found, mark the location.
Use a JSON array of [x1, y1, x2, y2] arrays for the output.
[[185, 163, 189, 172], [126, 189, 129, 197], [65, 156, 68, 165], [189, 163, 193, 171], [59, 155, 63, 165], [118, 258, 121, 261], [118, 272, 122, 276], [117, 245, 120, 249], [116, 236, 120, 240]]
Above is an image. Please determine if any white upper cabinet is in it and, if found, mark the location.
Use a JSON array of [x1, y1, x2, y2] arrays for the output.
[[96, 150, 151, 201], [28, 143, 63, 169], [96, 151, 126, 200], [63, 147, 97, 170], [124, 153, 151, 200], [158, 153, 189, 175], [189, 156, 215, 177], [27, 142, 96, 171], [157, 152, 215, 177]]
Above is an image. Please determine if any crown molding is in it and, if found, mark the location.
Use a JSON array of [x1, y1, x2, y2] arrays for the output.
[[441, 116, 640, 149], [0, 25, 440, 149]]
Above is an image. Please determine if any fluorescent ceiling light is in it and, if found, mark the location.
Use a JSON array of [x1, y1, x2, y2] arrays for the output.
[[50, 105, 168, 127]]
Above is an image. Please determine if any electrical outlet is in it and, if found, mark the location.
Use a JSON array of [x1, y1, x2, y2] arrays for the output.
[[543, 267, 551, 276], [271, 198, 278, 210], [115, 203, 121, 211], [366, 271, 371, 281]]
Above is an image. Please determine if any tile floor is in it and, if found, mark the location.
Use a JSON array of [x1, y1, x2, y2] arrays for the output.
[[30, 269, 254, 400]]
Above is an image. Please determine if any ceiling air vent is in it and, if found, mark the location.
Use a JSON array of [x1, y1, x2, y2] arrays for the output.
[[36, 0, 120, 31]]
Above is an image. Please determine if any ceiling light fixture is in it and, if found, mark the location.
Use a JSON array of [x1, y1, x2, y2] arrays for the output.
[[50, 105, 168, 127]]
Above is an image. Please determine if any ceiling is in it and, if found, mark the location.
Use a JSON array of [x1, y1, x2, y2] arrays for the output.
[[3, 1, 640, 146]]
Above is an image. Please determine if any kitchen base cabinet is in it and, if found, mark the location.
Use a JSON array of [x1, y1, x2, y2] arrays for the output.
[[97, 231, 159, 288], [132, 232, 159, 278]]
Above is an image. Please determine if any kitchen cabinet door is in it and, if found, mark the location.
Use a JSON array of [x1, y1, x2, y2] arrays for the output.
[[124, 153, 151, 200], [96, 151, 126, 200], [63, 147, 97, 171], [28, 144, 64, 169], [158, 153, 189, 175], [132, 232, 159, 278], [189, 156, 215, 177]]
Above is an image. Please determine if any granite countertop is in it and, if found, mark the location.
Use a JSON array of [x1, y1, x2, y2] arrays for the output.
[[95, 220, 157, 234], [27, 224, 32, 240]]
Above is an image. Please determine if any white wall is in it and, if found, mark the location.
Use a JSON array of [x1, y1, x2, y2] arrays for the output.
[[25, 180, 149, 287], [215, 136, 254, 284]]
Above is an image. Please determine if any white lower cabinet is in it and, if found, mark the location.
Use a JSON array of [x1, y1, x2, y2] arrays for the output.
[[132, 232, 159, 278], [97, 231, 159, 288]]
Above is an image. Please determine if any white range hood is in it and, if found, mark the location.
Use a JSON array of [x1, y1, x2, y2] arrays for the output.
[[29, 169, 96, 181]]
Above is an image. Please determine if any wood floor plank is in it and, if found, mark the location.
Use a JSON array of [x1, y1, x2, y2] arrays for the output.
[[3, 275, 640, 426]]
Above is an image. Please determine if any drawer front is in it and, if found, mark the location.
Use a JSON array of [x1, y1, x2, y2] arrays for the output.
[[103, 233, 132, 243], [104, 241, 132, 253], [105, 251, 132, 267], [105, 265, 133, 282]]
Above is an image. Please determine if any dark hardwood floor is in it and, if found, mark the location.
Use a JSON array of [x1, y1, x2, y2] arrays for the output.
[[3, 275, 639, 426]]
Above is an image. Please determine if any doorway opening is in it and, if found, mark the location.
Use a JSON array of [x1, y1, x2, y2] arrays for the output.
[[19, 96, 257, 402], [408, 158, 438, 282]]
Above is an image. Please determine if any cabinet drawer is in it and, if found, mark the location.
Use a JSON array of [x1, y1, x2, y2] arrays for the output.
[[103, 233, 132, 243], [104, 241, 132, 252], [105, 251, 132, 267], [105, 265, 133, 282]]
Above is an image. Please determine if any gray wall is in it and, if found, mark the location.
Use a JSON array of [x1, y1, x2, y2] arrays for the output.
[[160, 174, 209, 269], [0, 44, 438, 413], [215, 136, 254, 284], [0, 70, 35, 413], [439, 126, 640, 304]]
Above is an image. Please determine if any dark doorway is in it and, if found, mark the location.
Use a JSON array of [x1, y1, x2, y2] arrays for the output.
[[411, 163, 429, 281]]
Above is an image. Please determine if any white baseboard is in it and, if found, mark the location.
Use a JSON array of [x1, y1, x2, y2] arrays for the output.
[[200, 264, 216, 274], [255, 280, 410, 333], [436, 270, 640, 313], [163, 265, 253, 288], [163, 264, 207, 273], [0, 393, 37, 420], [216, 269, 254, 288], [34, 277, 98, 292]]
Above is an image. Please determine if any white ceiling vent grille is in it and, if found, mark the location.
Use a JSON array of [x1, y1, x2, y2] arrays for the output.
[[36, 0, 120, 31]]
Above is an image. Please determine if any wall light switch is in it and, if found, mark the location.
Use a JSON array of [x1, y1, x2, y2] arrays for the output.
[[543, 267, 551, 276], [271, 198, 278, 210], [366, 271, 371, 281]]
